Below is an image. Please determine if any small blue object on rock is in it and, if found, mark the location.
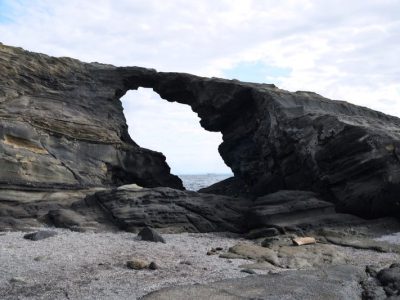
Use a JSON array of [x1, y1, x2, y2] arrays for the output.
[[23, 230, 58, 241], [137, 227, 166, 243]]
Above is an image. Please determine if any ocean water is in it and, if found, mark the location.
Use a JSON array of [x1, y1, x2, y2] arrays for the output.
[[179, 174, 232, 191]]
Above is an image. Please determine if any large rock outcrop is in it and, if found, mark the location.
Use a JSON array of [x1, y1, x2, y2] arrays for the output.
[[38, 187, 362, 234], [71, 186, 248, 233], [2, 43, 400, 218], [0, 43, 182, 190]]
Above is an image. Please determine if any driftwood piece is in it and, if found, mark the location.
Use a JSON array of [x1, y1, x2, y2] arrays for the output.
[[292, 237, 316, 246]]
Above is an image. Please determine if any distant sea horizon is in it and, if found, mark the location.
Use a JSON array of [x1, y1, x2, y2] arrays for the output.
[[178, 173, 232, 191]]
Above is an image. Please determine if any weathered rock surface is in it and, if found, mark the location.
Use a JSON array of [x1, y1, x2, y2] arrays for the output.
[[138, 227, 166, 243], [2, 184, 364, 234], [0, 43, 182, 191], [23, 230, 57, 241], [198, 177, 250, 197], [0, 187, 107, 231], [2, 42, 400, 223], [226, 239, 347, 269], [142, 265, 364, 300], [143, 73, 400, 218], [362, 264, 400, 299], [248, 190, 364, 232], [85, 187, 248, 233]]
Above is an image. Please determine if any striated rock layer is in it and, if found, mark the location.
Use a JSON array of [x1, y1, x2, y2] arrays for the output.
[[2, 43, 400, 218], [0, 43, 182, 190]]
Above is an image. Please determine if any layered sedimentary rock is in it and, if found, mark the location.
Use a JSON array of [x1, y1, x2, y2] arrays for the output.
[[2, 43, 400, 219], [39, 187, 363, 234], [0, 43, 182, 190], [72, 186, 248, 233]]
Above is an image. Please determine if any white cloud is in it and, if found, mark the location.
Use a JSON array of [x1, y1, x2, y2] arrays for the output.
[[1, 0, 399, 173]]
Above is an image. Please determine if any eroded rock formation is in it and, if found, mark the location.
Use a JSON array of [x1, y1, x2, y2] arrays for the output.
[[1, 42, 400, 223], [0, 43, 182, 190]]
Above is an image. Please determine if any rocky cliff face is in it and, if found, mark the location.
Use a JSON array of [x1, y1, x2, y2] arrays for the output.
[[0, 43, 182, 190], [120, 70, 400, 218], [2, 43, 400, 218]]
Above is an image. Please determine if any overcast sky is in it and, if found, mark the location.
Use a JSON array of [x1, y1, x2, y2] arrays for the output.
[[1, 0, 399, 174]]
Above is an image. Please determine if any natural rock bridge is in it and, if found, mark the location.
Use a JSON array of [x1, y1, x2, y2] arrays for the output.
[[1, 43, 400, 233]]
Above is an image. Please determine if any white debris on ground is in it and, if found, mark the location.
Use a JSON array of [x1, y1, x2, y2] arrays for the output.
[[0, 230, 256, 300]]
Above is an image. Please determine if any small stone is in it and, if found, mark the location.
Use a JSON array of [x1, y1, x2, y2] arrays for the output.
[[127, 259, 149, 270], [215, 247, 223, 251], [137, 227, 165, 243], [180, 260, 192, 265], [246, 228, 280, 239], [34, 256, 46, 262], [261, 237, 280, 248], [10, 277, 28, 284], [23, 230, 58, 241], [241, 269, 256, 274], [148, 262, 158, 270]]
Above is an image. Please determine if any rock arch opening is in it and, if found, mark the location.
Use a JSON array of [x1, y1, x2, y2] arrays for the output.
[[120, 88, 232, 190]]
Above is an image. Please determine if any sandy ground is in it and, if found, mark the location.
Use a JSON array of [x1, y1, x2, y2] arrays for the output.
[[1, 229, 400, 300]]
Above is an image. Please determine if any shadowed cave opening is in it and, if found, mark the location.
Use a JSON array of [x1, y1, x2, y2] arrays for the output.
[[120, 88, 233, 190]]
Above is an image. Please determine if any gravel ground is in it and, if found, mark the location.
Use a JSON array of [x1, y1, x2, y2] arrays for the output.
[[1, 230, 400, 300], [0, 230, 256, 300]]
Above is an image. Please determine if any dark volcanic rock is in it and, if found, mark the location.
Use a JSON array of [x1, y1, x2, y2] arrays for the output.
[[2, 43, 400, 218], [377, 264, 400, 297], [362, 264, 400, 299], [87, 186, 248, 233], [23, 230, 57, 241], [138, 227, 166, 243], [198, 177, 250, 197], [246, 227, 280, 239], [248, 190, 364, 231]]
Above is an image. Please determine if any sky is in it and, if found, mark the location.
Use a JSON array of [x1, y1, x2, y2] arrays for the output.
[[0, 0, 399, 174]]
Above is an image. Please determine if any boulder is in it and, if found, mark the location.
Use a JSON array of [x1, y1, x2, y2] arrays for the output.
[[148, 262, 159, 270], [0, 188, 103, 231], [137, 227, 166, 243], [23, 230, 58, 241], [126, 259, 149, 270], [46, 209, 86, 229], [377, 263, 400, 296], [362, 263, 400, 298]]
